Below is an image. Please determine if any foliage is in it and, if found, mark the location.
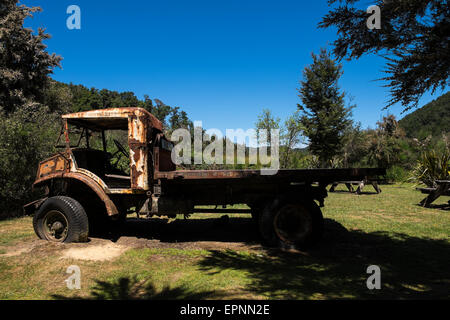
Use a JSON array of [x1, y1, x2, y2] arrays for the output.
[[0, 1, 61, 216], [320, 0, 450, 111], [0, 0, 61, 113], [297, 49, 353, 167], [409, 149, 450, 187], [367, 115, 405, 168], [51, 83, 193, 134], [42, 80, 73, 114], [398, 91, 450, 139], [340, 123, 369, 168], [279, 112, 304, 168], [255, 109, 280, 147], [386, 165, 409, 183], [0, 105, 59, 216]]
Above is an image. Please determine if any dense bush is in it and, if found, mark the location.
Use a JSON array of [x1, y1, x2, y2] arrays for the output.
[[386, 165, 410, 183], [0, 105, 59, 217]]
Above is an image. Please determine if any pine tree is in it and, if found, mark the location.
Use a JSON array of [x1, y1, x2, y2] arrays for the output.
[[297, 49, 353, 167]]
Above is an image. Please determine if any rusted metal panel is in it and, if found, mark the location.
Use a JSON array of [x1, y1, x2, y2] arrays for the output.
[[128, 113, 149, 191], [154, 168, 386, 182], [75, 168, 109, 190], [33, 172, 119, 216], [36, 154, 70, 180], [154, 147, 176, 172], [62, 107, 156, 192], [62, 107, 163, 132]]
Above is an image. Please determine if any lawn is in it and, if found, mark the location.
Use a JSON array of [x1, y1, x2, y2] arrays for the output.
[[0, 183, 448, 300]]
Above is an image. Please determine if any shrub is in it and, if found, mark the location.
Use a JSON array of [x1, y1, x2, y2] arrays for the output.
[[408, 150, 450, 187], [0, 105, 59, 218], [386, 165, 409, 183]]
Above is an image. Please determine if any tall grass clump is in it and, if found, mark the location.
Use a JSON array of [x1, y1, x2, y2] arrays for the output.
[[409, 150, 450, 187]]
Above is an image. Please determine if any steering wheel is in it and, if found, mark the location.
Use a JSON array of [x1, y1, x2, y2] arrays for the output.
[[113, 139, 129, 158]]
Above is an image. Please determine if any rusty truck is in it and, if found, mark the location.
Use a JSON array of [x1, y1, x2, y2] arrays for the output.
[[24, 107, 385, 249]]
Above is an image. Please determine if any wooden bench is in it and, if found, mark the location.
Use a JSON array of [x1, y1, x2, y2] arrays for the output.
[[329, 179, 382, 194], [417, 180, 450, 207]]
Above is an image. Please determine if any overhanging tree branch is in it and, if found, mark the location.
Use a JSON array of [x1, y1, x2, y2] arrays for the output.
[[319, 0, 450, 111]]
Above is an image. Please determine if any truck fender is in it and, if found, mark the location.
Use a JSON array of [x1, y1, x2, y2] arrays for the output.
[[33, 172, 119, 216]]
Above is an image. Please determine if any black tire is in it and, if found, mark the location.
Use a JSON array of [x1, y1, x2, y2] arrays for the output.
[[258, 196, 323, 249], [33, 196, 89, 243]]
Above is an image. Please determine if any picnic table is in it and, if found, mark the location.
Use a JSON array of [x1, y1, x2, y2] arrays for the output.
[[417, 180, 450, 207], [329, 179, 382, 194]]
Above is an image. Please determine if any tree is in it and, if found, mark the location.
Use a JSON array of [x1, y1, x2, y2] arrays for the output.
[[255, 108, 280, 147], [168, 107, 192, 131], [297, 49, 353, 167], [0, 105, 59, 217], [341, 122, 369, 167], [367, 115, 405, 168], [119, 91, 140, 107], [280, 111, 304, 168], [0, 1, 62, 216], [43, 80, 73, 114], [398, 91, 450, 139], [151, 98, 173, 127], [0, 0, 61, 113], [319, 0, 450, 111]]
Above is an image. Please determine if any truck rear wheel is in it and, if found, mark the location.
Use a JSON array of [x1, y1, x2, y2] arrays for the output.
[[259, 197, 323, 249], [33, 196, 89, 243], [250, 210, 259, 222]]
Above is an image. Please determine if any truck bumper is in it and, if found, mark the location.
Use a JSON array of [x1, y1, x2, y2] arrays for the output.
[[23, 198, 48, 216]]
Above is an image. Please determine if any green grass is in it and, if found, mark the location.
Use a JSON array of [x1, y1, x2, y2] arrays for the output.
[[323, 183, 450, 238], [0, 216, 34, 246], [0, 184, 448, 300]]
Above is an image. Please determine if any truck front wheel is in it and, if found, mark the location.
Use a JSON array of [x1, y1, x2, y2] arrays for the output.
[[33, 196, 89, 243], [259, 197, 323, 249]]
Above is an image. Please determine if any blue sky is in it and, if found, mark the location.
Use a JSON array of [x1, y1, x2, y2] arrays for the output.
[[23, 0, 447, 134]]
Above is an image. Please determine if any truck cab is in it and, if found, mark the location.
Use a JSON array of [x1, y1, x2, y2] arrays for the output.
[[26, 108, 176, 242]]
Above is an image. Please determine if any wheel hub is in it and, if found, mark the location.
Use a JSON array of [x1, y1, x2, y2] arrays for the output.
[[50, 221, 64, 232], [274, 204, 312, 244], [43, 210, 69, 242]]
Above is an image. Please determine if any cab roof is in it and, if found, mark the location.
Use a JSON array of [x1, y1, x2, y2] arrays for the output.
[[62, 107, 163, 132]]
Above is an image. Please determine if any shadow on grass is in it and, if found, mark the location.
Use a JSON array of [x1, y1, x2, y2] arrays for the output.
[[106, 216, 260, 244], [415, 203, 450, 211], [52, 276, 226, 300], [53, 218, 449, 300], [197, 219, 450, 299]]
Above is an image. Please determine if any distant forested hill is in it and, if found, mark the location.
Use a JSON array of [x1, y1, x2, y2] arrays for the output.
[[399, 91, 450, 139], [44, 80, 192, 131]]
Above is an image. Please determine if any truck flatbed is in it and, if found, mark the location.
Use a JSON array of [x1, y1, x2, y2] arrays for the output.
[[154, 168, 385, 182]]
